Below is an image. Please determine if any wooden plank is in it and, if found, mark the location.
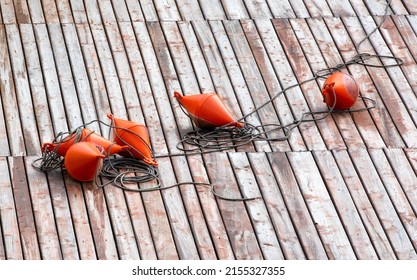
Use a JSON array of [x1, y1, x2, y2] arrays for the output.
[[288, 151, 356, 259], [247, 152, 305, 259], [392, 16, 417, 68], [227, 20, 291, 152], [188, 154, 235, 259], [0, 76, 11, 156], [41, 0, 60, 23], [125, 0, 145, 21], [229, 152, 284, 259], [13, 0, 31, 23], [138, 0, 158, 21], [0, 0, 16, 23], [204, 152, 263, 260], [153, 0, 181, 21], [272, 18, 329, 151], [0, 25, 25, 156], [33, 24, 68, 134], [332, 149, 396, 259], [349, 149, 417, 259], [290, 18, 362, 150], [132, 21, 182, 260], [24, 156, 62, 259], [242, 20, 303, 151], [221, 0, 249, 19], [306, 17, 382, 149], [347, 0, 371, 16], [109, 0, 131, 22], [74, 23, 112, 136], [175, 0, 204, 20], [313, 150, 378, 259], [55, 0, 73, 23], [19, 24, 55, 147], [0, 157, 23, 259], [326, 17, 404, 148], [387, 149, 417, 217], [403, 2, 417, 14], [45, 169, 79, 259], [26, 0, 45, 23], [378, 16, 417, 117], [63, 174, 97, 259], [266, 0, 296, 18], [268, 152, 327, 259], [369, 149, 417, 252], [81, 184, 119, 260], [326, 0, 356, 17], [198, 0, 225, 20], [218, 20, 271, 152], [48, 24, 84, 130], [96, 0, 117, 23], [84, 0, 102, 24], [62, 23, 101, 132], [6, 24, 41, 155], [68, 0, 88, 23], [243, 0, 272, 19], [9, 157, 41, 259], [163, 21, 229, 259], [388, 0, 409, 15], [301, 0, 332, 18], [286, 0, 309, 18], [363, 0, 393, 16], [357, 16, 417, 147]]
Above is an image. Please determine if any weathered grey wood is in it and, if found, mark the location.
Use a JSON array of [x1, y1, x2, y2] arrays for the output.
[[272, 18, 328, 151], [19, 24, 55, 148], [24, 156, 62, 259], [56, 0, 74, 23], [242, 20, 302, 151], [248, 152, 305, 259], [313, 150, 378, 259], [41, 0, 60, 23], [0, 25, 25, 156], [332, 149, 396, 259], [45, 169, 79, 259], [12, 0, 31, 23], [0, 0, 16, 23], [26, 0, 45, 23], [243, 0, 272, 19], [369, 149, 417, 252], [153, 0, 181, 21], [0, 157, 23, 259], [69, 0, 88, 23], [62, 174, 97, 259], [198, 0, 225, 20], [204, 152, 263, 259], [266, 0, 295, 18], [9, 157, 41, 259], [176, 0, 204, 20], [268, 152, 328, 259], [221, 0, 249, 19], [125, 0, 145, 21], [229, 152, 284, 259], [302, 0, 332, 17], [349, 149, 417, 259], [288, 152, 356, 259]]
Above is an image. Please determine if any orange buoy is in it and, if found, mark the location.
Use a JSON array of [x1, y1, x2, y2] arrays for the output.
[[321, 72, 359, 110], [107, 114, 158, 166], [173, 91, 244, 129], [64, 142, 105, 182], [41, 128, 90, 157], [83, 128, 128, 156], [42, 128, 126, 157]]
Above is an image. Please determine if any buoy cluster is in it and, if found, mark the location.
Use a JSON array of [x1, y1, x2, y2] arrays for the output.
[[35, 114, 157, 183]]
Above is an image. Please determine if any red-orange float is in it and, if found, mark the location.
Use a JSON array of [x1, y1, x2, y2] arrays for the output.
[[41, 128, 90, 157], [107, 114, 158, 166], [321, 72, 359, 110], [41, 128, 126, 157], [64, 142, 105, 182], [174, 91, 244, 129]]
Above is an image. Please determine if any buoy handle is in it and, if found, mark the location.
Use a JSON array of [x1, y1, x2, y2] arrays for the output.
[[173, 91, 183, 100]]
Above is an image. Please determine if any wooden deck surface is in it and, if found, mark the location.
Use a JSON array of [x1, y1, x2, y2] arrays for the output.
[[1, 0, 417, 260]]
